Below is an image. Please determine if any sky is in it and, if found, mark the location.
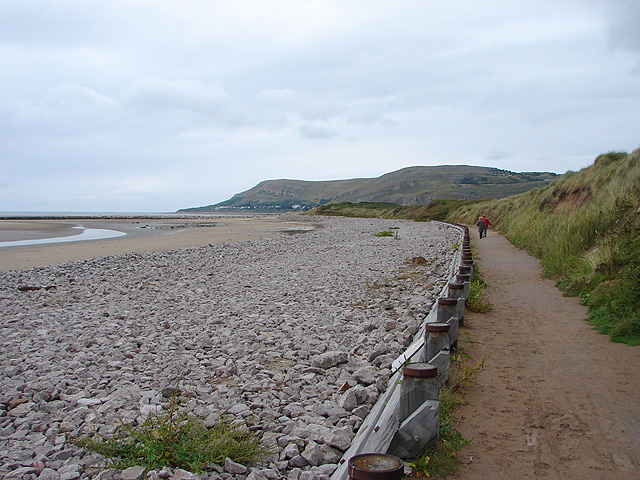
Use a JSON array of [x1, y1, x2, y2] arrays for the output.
[[1, 0, 639, 213]]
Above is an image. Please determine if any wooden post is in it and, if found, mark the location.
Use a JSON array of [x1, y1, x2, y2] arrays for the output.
[[461, 260, 474, 281], [399, 363, 438, 423], [447, 282, 464, 299], [348, 454, 404, 480], [424, 322, 450, 363], [436, 297, 457, 323], [436, 298, 459, 347]]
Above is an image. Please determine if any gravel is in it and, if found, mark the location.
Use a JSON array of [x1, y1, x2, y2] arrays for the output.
[[0, 216, 460, 480]]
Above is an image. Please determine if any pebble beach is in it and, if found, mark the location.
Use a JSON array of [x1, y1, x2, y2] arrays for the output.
[[0, 216, 460, 480]]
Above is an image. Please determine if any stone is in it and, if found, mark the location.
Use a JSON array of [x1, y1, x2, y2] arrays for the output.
[[224, 458, 247, 475], [288, 455, 309, 468], [5, 467, 37, 479], [38, 469, 60, 480], [310, 352, 348, 370], [300, 441, 324, 466], [353, 366, 377, 386], [282, 443, 300, 459], [326, 426, 354, 452], [171, 469, 196, 480], [337, 389, 358, 412], [121, 466, 145, 480]]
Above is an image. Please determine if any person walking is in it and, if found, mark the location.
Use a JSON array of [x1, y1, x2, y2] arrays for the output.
[[476, 217, 487, 239], [482, 215, 492, 231]]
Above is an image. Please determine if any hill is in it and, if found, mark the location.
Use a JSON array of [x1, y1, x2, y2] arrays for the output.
[[448, 149, 640, 344], [178, 165, 558, 213]]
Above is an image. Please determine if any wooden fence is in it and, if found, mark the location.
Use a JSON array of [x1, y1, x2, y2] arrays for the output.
[[331, 223, 471, 480]]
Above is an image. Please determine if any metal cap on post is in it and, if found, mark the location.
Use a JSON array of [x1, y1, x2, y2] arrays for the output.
[[348, 454, 404, 480]]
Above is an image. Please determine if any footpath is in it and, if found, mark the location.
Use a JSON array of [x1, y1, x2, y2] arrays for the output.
[[449, 228, 640, 479]]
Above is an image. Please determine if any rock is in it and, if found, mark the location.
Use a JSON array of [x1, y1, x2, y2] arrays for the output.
[[38, 469, 60, 480], [224, 458, 248, 474], [353, 366, 377, 386], [228, 404, 250, 416], [291, 424, 333, 443], [301, 441, 324, 466], [121, 466, 145, 480], [311, 352, 348, 370], [171, 469, 196, 480], [288, 455, 309, 468], [5, 467, 37, 479], [282, 443, 300, 459], [337, 389, 358, 412], [326, 426, 354, 452]]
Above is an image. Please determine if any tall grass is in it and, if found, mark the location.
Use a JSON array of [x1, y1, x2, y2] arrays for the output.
[[448, 149, 640, 345]]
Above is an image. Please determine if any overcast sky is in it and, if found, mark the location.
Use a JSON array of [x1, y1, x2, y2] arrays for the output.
[[1, 0, 639, 212]]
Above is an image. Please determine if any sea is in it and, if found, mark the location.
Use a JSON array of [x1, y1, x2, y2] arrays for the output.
[[0, 211, 230, 248]]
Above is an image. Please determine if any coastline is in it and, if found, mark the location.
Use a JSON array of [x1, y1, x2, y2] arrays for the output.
[[0, 214, 317, 272]]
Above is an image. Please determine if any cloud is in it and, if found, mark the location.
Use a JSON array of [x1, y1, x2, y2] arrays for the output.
[[485, 148, 513, 162], [122, 78, 231, 118], [603, 0, 640, 71], [12, 84, 116, 126], [1, 1, 639, 211], [299, 123, 337, 140]]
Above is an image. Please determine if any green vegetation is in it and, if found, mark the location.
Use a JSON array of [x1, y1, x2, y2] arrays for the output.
[[310, 199, 472, 222], [411, 352, 484, 477], [74, 395, 268, 473], [374, 230, 395, 237], [449, 149, 640, 345], [466, 278, 493, 314]]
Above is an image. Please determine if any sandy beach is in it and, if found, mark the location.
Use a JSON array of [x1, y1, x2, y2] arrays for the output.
[[0, 214, 318, 272]]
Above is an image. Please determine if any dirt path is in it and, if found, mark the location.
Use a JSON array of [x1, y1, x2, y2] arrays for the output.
[[450, 229, 640, 479]]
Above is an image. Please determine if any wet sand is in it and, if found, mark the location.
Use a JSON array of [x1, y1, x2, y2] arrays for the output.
[[0, 215, 318, 272]]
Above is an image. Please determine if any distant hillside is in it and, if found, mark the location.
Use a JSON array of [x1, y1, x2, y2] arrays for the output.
[[448, 149, 640, 345], [178, 165, 558, 213]]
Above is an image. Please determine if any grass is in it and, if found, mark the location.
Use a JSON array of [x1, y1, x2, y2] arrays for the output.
[[448, 149, 640, 345], [466, 278, 493, 314], [74, 394, 269, 473], [309, 199, 476, 222]]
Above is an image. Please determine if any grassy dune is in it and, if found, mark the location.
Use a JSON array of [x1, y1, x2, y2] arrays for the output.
[[449, 149, 640, 345]]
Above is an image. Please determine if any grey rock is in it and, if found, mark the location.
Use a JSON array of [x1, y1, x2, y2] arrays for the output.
[[224, 458, 247, 475], [121, 466, 145, 480], [171, 469, 196, 480], [337, 389, 358, 412], [353, 366, 377, 386], [288, 455, 309, 468], [301, 441, 324, 466], [326, 426, 354, 452], [5, 467, 37, 479], [310, 352, 348, 370], [38, 469, 60, 480]]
